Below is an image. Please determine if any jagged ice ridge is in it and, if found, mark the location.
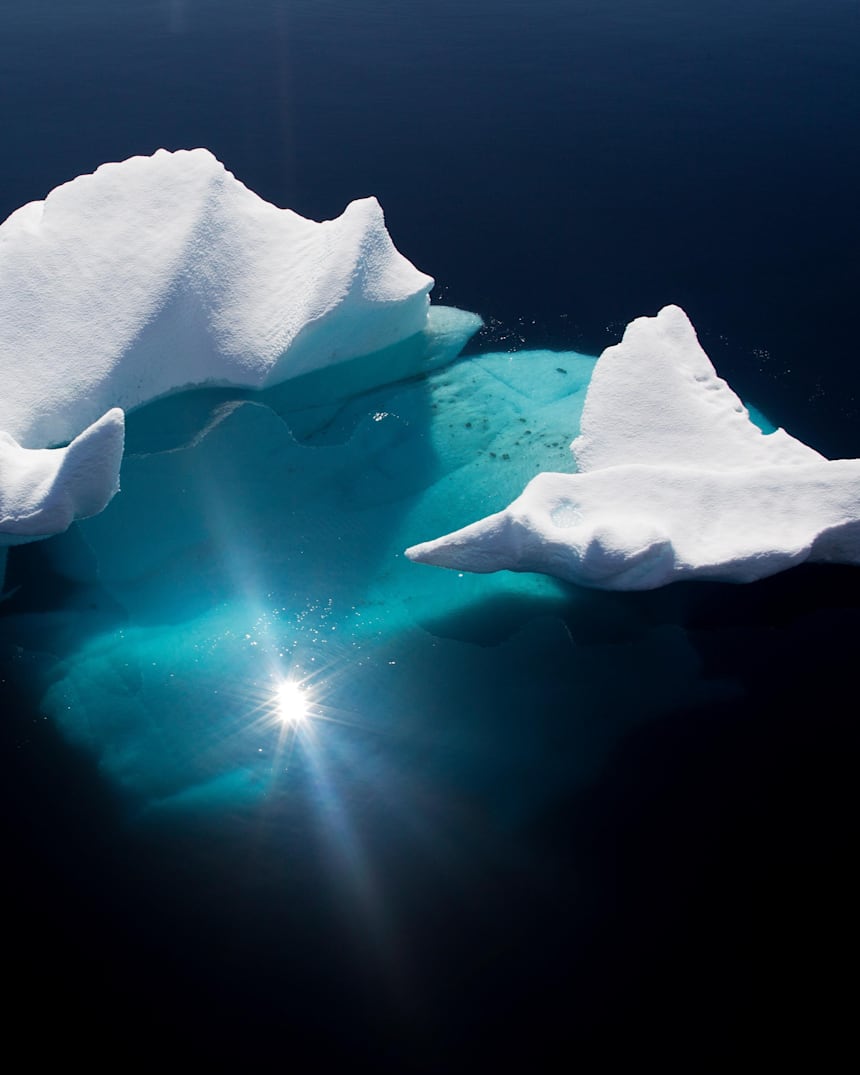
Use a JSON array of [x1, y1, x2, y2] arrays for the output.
[[0, 148, 436, 561]]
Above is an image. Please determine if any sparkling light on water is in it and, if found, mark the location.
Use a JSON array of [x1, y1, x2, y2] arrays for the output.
[[275, 680, 309, 726]]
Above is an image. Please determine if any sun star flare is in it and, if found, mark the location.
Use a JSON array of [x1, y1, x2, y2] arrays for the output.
[[275, 680, 309, 726]]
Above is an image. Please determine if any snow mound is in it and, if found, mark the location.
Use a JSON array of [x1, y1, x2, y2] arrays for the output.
[[406, 306, 860, 589], [0, 408, 124, 546], [0, 147, 433, 449]]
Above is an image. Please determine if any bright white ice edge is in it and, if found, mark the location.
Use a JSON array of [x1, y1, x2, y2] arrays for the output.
[[0, 147, 436, 553], [407, 304, 860, 590]]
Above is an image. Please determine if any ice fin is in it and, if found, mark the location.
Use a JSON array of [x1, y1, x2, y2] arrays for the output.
[[571, 305, 824, 472]]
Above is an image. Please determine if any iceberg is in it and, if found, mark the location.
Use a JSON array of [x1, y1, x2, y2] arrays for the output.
[[0, 148, 433, 449], [0, 148, 436, 565], [406, 306, 860, 589]]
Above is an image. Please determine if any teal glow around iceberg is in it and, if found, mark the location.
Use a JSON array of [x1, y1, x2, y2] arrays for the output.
[[1, 310, 734, 816]]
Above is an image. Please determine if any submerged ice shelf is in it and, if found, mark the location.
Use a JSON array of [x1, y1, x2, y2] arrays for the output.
[[13, 341, 731, 813], [407, 306, 860, 589]]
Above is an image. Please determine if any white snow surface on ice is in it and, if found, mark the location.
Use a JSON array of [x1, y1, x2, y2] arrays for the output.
[[0, 408, 124, 547], [0, 148, 434, 553], [572, 304, 824, 471], [406, 305, 860, 589], [0, 147, 433, 449]]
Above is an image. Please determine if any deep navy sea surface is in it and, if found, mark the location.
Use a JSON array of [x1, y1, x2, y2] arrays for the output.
[[1, 1, 858, 1067]]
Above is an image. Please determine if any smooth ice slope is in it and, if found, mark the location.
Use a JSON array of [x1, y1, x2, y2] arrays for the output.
[[407, 306, 860, 589], [0, 148, 433, 449], [1, 409, 124, 546]]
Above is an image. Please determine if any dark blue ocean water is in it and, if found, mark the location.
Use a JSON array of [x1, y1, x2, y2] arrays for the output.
[[1, 1, 858, 1066]]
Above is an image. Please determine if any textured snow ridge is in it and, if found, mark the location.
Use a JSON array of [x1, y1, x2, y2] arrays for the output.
[[406, 305, 860, 590], [572, 303, 823, 472], [0, 409, 124, 547], [0, 148, 435, 563], [0, 147, 434, 449]]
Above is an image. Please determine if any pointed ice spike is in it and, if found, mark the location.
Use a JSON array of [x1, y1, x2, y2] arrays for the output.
[[571, 305, 823, 473]]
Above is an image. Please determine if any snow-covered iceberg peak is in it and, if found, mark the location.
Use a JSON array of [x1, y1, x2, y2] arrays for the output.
[[0, 147, 433, 449], [572, 304, 823, 472], [406, 306, 860, 590], [0, 148, 440, 571]]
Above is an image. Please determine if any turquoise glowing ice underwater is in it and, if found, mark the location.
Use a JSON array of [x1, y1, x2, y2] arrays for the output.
[[15, 307, 742, 816]]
